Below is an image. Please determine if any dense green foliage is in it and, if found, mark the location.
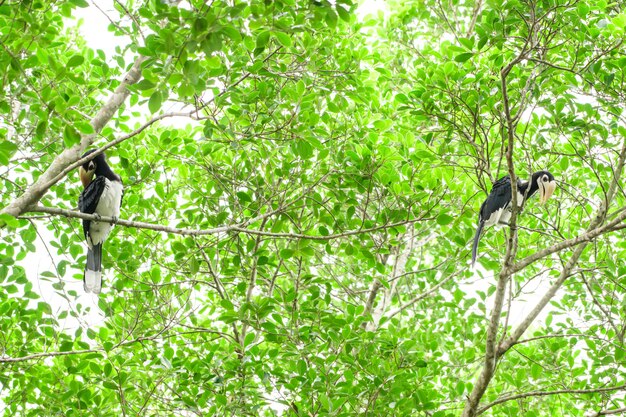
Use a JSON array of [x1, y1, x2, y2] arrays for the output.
[[1, 0, 626, 416]]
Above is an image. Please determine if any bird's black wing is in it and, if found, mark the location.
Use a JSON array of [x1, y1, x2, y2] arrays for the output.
[[479, 175, 512, 221], [79, 176, 107, 239], [79, 176, 107, 213]]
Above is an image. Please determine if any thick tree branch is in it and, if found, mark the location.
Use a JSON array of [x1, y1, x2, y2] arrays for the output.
[[462, 264, 510, 417], [463, 44, 528, 417], [0, 55, 148, 220], [466, 0, 482, 37]]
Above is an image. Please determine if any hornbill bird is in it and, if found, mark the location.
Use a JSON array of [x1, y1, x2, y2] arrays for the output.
[[471, 170, 556, 266], [78, 150, 123, 293]]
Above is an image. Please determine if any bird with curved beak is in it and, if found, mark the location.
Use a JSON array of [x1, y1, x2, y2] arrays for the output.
[[471, 170, 556, 266], [78, 150, 123, 294]]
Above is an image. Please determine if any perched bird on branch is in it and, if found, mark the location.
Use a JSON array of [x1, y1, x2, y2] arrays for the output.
[[472, 170, 556, 266], [78, 150, 123, 293]]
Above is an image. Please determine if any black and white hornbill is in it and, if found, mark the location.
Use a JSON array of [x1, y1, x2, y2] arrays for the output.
[[471, 170, 556, 266], [78, 150, 123, 294]]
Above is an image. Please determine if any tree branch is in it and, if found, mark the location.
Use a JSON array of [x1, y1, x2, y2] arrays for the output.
[[366, 229, 416, 331], [25, 205, 422, 241], [477, 385, 626, 415], [509, 205, 626, 274], [0, 55, 148, 220], [590, 406, 626, 417]]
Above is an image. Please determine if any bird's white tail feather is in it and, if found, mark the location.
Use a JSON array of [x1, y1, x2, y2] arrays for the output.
[[83, 269, 102, 294], [84, 244, 102, 294]]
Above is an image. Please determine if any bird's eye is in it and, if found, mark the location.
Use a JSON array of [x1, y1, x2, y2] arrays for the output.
[[543, 175, 548, 182]]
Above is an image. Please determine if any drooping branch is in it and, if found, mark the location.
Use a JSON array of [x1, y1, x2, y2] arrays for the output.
[[0, 348, 99, 363], [0, 55, 148, 220], [25, 204, 421, 241]]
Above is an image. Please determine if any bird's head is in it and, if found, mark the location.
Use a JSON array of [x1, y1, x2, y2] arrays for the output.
[[78, 150, 105, 188], [532, 170, 556, 204]]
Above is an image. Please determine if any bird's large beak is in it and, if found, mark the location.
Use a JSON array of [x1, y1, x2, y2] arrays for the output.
[[79, 166, 94, 188], [539, 180, 556, 204]]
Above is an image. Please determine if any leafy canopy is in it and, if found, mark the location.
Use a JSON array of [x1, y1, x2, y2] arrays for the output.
[[1, 0, 626, 416]]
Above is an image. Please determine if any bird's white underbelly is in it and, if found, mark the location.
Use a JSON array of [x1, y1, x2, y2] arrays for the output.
[[483, 191, 524, 228], [484, 206, 509, 227], [88, 179, 123, 247]]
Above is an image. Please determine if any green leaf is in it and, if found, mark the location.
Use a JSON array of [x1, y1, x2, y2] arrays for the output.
[[63, 125, 81, 146], [459, 37, 474, 50], [206, 56, 221, 69], [236, 191, 251, 203], [325, 9, 338, 27], [274, 32, 292, 47], [455, 380, 465, 395], [148, 91, 162, 113], [75, 122, 94, 134], [337, 5, 351, 22], [244, 332, 255, 347], [531, 363, 542, 379], [221, 26, 241, 41], [0, 140, 18, 154], [294, 139, 313, 159], [437, 213, 454, 225], [67, 55, 84, 68], [319, 393, 331, 411], [155, 183, 166, 199], [59, 342, 74, 352], [189, 257, 199, 274], [164, 346, 174, 360], [0, 140, 17, 165], [256, 31, 271, 49], [98, 327, 108, 340], [454, 52, 473, 62]]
